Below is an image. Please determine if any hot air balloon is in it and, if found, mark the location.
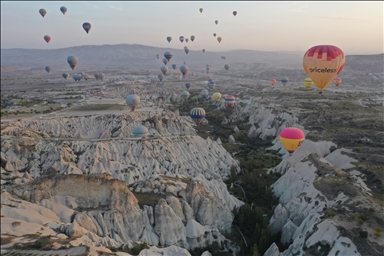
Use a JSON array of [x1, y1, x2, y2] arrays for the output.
[[179, 36, 185, 43], [225, 95, 235, 107], [67, 56, 78, 70], [166, 36, 172, 43], [215, 20, 218, 25], [217, 37, 222, 43], [221, 56, 226, 60], [45, 66, 51, 73], [82, 22, 91, 34], [201, 89, 208, 97], [184, 46, 189, 54], [233, 11, 237, 16], [164, 51, 173, 62], [72, 74, 82, 81], [133, 125, 149, 137], [158, 74, 163, 81], [185, 38, 189, 43], [199, 8, 203, 13], [98, 73, 104, 80], [161, 65, 169, 75], [334, 77, 342, 86], [185, 83, 191, 90], [94, 73, 99, 80], [213, 33, 216, 37], [202, 49, 206, 53], [208, 80, 215, 89], [212, 92, 221, 102], [44, 35, 51, 43], [279, 127, 305, 155], [125, 94, 140, 111], [191, 35, 195, 42], [206, 65, 210, 73], [303, 45, 345, 93], [156, 54, 160, 59], [270, 78, 277, 86], [60, 6, 67, 15], [180, 65, 188, 77], [281, 77, 289, 86], [62, 73, 69, 79], [303, 78, 313, 89], [163, 58, 168, 65], [224, 64, 230, 71], [83, 74, 90, 80], [183, 61, 187, 65], [190, 107, 206, 126], [39, 9, 47, 18], [172, 64, 177, 70], [181, 91, 190, 100]]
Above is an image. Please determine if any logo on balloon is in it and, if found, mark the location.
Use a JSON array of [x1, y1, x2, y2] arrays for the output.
[[309, 67, 337, 73]]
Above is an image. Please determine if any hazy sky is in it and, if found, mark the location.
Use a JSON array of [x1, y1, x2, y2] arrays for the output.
[[1, 1, 383, 55]]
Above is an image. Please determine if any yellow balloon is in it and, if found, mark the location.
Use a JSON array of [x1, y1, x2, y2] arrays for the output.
[[217, 37, 222, 43], [212, 92, 222, 101], [303, 45, 345, 91], [303, 78, 313, 89]]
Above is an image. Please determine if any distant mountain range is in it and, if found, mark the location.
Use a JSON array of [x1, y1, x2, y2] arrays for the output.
[[1, 44, 382, 73]]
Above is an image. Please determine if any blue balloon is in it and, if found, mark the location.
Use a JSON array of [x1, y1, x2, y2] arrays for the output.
[[185, 83, 190, 90], [133, 125, 149, 137]]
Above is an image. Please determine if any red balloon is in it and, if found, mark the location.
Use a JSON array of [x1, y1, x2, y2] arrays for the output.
[[44, 35, 51, 43]]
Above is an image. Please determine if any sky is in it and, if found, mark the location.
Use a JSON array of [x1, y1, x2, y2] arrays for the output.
[[1, 1, 383, 55]]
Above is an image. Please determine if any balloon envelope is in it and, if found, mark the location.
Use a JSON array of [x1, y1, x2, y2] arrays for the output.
[[208, 81, 215, 89], [190, 107, 206, 126], [158, 74, 163, 81], [98, 73, 104, 80], [217, 37, 222, 43], [156, 54, 160, 59], [166, 36, 172, 43], [303, 45, 345, 91], [82, 22, 91, 34], [201, 89, 208, 97], [161, 65, 169, 75], [270, 78, 277, 86], [181, 91, 190, 100], [163, 58, 168, 65], [44, 35, 51, 43], [281, 77, 289, 86], [83, 74, 90, 80], [185, 38, 189, 43], [224, 64, 230, 70], [334, 77, 342, 86], [67, 56, 78, 70], [185, 83, 191, 90], [39, 9, 47, 17], [179, 36, 184, 43], [212, 92, 221, 101], [125, 94, 140, 111], [202, 49, 205, 53], [60, 6, 67, 15], [213, 33, 216, 37], [180, 65, 188, 76], [164, 51, 173, 61], [172, 64, 177, 70], [279, 127, 305, 154], [184, 46, 189, 54], [190, 35, 195, 42], [133, 125, 149, 137], [215, 20, 218, 25], [62, 73, 69, 79], [303, 78, 313, 89], [233, 11, 237, 16], [94, 73, 99, 80], [45, 66, 51, 73], [225, 95, 235, 107], [199, 8, 203, 13]]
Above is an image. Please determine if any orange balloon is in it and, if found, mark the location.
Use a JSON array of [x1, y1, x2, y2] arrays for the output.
[[303, 45, 345, 91]]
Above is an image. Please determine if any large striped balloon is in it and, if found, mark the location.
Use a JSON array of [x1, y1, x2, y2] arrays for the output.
[[190, 107, 206, 126], [303, 45, 345, 91], [225, 95, 235, 107], [279, 127, 305, 154]]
